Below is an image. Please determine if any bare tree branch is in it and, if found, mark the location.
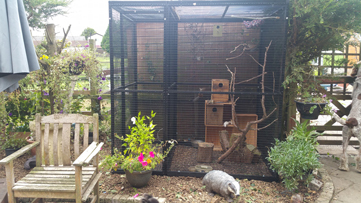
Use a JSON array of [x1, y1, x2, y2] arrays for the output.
[[57, 25, 71, 54], [258, 119, 278, 131], [217, 41, 276, 163], [235, 72, 267, 85]]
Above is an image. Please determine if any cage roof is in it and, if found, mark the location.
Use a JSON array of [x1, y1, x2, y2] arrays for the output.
[[109, 1, 287, 22]]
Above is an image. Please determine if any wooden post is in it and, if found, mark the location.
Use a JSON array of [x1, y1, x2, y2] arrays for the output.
[[197, 142, 214, 163], [89, 39, 96, 52], [5, 161, 16, 203], [45, 24, 56, 114], [219, 130, 230, 151], [88, 39, 99, 114]]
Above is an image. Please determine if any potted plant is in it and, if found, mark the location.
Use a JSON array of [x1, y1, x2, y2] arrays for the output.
[[266, 119, 321, 191], [291, 64, 331, 119], [100, 111, 176, 187], [1, 133, 28, 156]]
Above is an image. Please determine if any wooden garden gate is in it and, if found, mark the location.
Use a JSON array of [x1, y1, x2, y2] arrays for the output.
[[302, 44, 361, 146]]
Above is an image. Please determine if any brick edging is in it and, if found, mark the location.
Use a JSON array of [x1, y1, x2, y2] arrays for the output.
[[315, 166, 334, 203]]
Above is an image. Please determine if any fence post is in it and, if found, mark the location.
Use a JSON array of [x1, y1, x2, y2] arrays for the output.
[[89, 39, 100, 115]]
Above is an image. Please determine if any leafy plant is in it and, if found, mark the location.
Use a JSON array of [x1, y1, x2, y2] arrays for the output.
[[267, 120, 321, 191], [100, 111, 176, 173], [0, 133, 28, 150]]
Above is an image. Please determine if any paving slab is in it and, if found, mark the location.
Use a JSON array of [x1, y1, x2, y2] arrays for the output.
[[317, 145, 358, 155], [320, 155, 361, 203], [0, 178, 8, 203]]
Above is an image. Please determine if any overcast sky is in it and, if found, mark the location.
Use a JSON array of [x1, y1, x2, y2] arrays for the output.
[[32, 0, 110, 45]]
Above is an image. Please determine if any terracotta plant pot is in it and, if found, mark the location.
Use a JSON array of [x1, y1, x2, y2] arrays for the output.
[[125, 170, 152, 188], [26, 136, 36, 156]]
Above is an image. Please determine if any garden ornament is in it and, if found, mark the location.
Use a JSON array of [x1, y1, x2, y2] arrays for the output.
[[141, 193, 159, 203], [332, 61, 361, 172], [202, 170, 240, 202]]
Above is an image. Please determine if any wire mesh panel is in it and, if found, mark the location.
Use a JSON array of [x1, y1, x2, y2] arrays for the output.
[[110, 1, 288, 181]]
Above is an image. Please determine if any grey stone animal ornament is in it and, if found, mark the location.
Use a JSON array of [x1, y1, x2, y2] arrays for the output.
[[141, 193, 159, 203], [332, 61, 361, 172], [202, 170, 240, 202]]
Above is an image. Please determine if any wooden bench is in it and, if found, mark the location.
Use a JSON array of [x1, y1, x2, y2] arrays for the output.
[[0, 113, 103, 203]]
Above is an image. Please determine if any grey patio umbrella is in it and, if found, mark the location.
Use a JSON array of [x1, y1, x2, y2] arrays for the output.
[[0, 0, 40, 92]]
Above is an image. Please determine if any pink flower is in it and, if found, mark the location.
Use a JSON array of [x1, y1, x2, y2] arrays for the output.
[[141, 161, 148, 167], [149, 151, 155, 158], [133, 194, 139, 198], [85, 44, 89, 48], [138, 153, 144, 162], [322, 94, 327, 98], [115, 163, 117, 166], [329, 99, 333, 103]]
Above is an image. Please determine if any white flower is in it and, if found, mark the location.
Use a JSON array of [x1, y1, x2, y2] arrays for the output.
[[131, 117, 136, 125], [149, 123, 154, 129]]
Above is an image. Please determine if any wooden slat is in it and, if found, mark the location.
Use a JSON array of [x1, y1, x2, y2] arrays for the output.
[[93, 114, 99, 142], [18, 175, 92, 183], [0, 142, 40, 165], [5, 161, 16, 203], [83, 124, 89, 149], [18, 179, 89, 184], [75, 166, 82, 203], [32, 166, 96, 171], [82, 173, 102, 202], [318, 140, 360, 145], [14, 190, 75, 199], [74, 123, 80, 159], [29, 170, 94, 175], [44, 123, 50, 166], [322, 133, 343, 137], [14, 183, 86, 187], [53, 123, 59, 166], [73, 142, 97, 166], [25, 174, 92, 179], [41, 114, 94, 124], [13, 185, 75, 192], [36, 114, 42, 167], [62, 123, 71, 166], [85, 143, 104, 164], [312, 126, 343, 131]]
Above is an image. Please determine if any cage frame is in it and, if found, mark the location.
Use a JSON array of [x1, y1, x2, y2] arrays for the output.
[[109, 0, 289, 181]]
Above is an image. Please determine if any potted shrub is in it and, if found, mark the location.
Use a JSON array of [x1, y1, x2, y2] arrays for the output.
[[292, 64, 331, 119], [1, 133, 28, 156], [100, 111, 176, 187], [266, 119, 322, 191]]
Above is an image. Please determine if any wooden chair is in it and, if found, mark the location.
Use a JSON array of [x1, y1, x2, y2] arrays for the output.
[[0, 113, 103, 203]]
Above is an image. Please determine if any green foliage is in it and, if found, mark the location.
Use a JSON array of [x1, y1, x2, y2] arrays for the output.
[[0, 133, 28, 150], [81, 27, 97, 40], [123, 111, 157, 155], [267, 120, 321, 191], [23, 0, 72, 29], [284, 0, 361, 105], [99, 111, 176, 173], [101, 27, 110, 54]]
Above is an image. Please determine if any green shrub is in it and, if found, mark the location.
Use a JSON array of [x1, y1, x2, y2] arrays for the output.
[[267, 120, 321, 191]]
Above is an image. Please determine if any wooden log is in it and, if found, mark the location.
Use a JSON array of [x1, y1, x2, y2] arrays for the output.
[[240, 145, 254, 164], [252, 147, 261, 163], [197, 142, 214, 163], [219, 130, 230, 152]]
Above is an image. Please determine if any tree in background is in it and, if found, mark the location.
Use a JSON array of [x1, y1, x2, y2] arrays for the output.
[[282, 0, 361, 134], [23, 0, 72, 29], [101, 26, 110, 54], [81, 27, 97, 40]]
